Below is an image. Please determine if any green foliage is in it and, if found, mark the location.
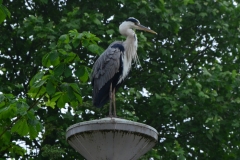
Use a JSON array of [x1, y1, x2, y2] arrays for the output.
[[41, 144, 66, 160], [1, 0, 240, 159], [27, 29, 101, 110], [0, 94, 42, 158], [0, 0, 10, 23]]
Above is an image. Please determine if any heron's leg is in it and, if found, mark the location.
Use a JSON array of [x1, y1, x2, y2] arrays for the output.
[[109, 83, 113, 116], [113, 87, 117, 117]]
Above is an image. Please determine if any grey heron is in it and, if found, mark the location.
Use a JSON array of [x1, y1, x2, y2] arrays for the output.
[[91, 17, 157, 117]]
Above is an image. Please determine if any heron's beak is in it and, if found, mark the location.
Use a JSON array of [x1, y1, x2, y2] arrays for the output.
[[136, 24, 157, 34]]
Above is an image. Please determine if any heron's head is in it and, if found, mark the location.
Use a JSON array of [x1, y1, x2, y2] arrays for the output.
[[119, 17, 157, 35]]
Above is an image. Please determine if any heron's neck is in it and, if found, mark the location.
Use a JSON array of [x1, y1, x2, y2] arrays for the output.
[[117, 31, 138, 84], [123, 30, 138, 62]]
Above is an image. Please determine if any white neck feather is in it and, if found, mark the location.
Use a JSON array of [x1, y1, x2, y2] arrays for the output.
[[117, 21, 139, 84]]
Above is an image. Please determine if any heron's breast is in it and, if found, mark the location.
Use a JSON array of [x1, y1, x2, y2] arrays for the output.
[[117, 51, 132, 84]]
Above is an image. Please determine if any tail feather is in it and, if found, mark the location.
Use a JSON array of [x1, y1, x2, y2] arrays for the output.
[[92, 80, 111, 108]]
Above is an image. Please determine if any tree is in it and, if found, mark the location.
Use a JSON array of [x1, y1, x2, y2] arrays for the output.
[[0, 0, 240, 159]]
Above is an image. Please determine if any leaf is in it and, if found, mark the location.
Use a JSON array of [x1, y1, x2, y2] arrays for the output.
[[28, 86, 46, 98], [205, 117, 213, 123], [162, 23, 170, 29], [183, 0, 194, 5], [172, 74, 178, 80], [57, 96, 65, 108], [0, 100, 17, 118], [81, 39, 89, 47], [51, 92, 62, 102], [75, 66, 86, 77], [54, 64, 64, 77], [16, 101, 29, 116], [30, 72, 45, 87], [0, 101, 5, 108], [106, 29, 115, 35], [64, 52, 76, 63], [29, 125, 38, 139], [72, 38, 80, 48], [58, 49, 67, 55], [0, 94, 5, 102], [76, 32, 83, 39], [79, 67, 89, 83], [0, 3, 10, 23], [46, 81, 56, 95], [36, 122, 42, 132], [51, 57, 60, 66], [195, 82, 202, 90], [87, 44, 100, 54], [57, 93, 68, 108], [0, 128, 11, 145], [232, 120, 239, 127], [58, 34, 69, 45], [206, 132, 213, 140], [93, 18, 101, 25], [178, 155, 186, 160], [68, 29, 78, 36], [232, 97, 240, 104], [45, 100, 56, 108], [66, 86, 75, 101], [64, 43, 72, 50], [199, 12, 208, 18], [70, 101, 78, 108], [10, 144, 26, 156], [11, 118, 29, 136], [70, 83, 81, 94], [202, 67, 211, 76], [32, 79, 47, 88], [26, 112, 40, 139], [49, 50, 59, 62], [182, 89, 192, 95], [155, 93, 162, 100], [232, 70, 236, 78], [198, 91, 209, 98], [42, 53, 51, 67], [74, 92, 82, 104], [0, 8, 6, 24]]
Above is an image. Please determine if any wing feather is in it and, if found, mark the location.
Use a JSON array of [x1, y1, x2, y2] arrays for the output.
[[91, 41, 124, 107]]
